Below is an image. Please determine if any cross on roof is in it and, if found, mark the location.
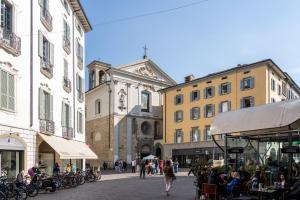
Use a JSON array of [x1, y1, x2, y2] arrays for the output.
[[143, 45, 148, 59]]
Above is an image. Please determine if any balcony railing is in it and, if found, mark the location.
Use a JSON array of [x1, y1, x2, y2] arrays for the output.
[[40, 8, 53, 31], [40, 58, 53, 78], [0, 27, 21, 56], [62, 36, 70, 54], [40, 119, 55, 135], [77, 90, 84, 103], [77, 56, 83, 70], [63, 76, 72, 93], [62, 127, 74, 139]]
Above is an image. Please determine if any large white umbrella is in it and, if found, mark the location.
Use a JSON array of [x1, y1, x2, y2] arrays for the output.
[[142, 155, 156, 160]]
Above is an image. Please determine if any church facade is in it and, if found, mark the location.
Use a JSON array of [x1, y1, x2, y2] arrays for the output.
[[85, 58, 175, 167]]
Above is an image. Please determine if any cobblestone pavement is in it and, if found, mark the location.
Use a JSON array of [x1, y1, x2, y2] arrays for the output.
[[34, 172, 196, 200]]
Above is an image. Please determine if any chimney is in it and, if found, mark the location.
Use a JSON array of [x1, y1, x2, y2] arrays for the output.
[[185, 75, 194, 83]]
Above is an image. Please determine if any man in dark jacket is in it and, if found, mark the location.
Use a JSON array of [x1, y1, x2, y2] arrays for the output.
[[286, 179, 300, 200]]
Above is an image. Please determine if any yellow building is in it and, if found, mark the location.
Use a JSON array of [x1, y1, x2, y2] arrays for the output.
[[160, 59, 300, 167]]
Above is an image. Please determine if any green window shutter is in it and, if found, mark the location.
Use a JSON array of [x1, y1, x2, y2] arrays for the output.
[[228, 83, 231, 93], [197, 129, 200, 142], [1, 70, 7, 109], [190, 130, 193, 142], [190, 108, 193, 120], [211, 87, 215, 97], [203, 105, 207, 118], [203, 128, 207, 141], [240, 99, 244, 109], [64, 59, 68, 77], [228, 101, 231, 111], [174, 132, 177, 143], [190, 92, 193, 102], [219, 85, 222, 95], [76, 74, 79, 91], [49, 42, 54, 66], [8, 74, 14, 110], [76, 40, 79, 57], [38, 30, 43, 58], [61, 102, 66, 126], [212, 104, 215, 116], [50, 94, 53, 120], [39, 88, 45, 119]]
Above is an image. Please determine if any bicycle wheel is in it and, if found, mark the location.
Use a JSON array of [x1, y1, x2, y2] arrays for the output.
[[27, 185, 38, 197], [15, 188, 27, 200]]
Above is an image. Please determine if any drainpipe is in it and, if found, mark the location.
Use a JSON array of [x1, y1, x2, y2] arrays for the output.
[[30, 0, 33, 127], [72, 10, 76, 138], [108, 83, 111, 149]]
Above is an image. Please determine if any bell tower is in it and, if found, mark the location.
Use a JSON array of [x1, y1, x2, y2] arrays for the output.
[[87, 60, 111, 90]]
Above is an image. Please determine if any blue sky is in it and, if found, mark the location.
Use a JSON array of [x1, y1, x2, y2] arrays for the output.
[[82, 0, 300, 85]]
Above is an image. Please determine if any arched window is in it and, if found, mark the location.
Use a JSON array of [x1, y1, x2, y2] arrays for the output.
[[95, 99, 100, 114], [90, 70, 95, 89], [99, 70, 105, 84], [141, 91, 151, 112]]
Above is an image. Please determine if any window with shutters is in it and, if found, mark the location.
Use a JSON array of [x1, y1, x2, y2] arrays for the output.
[[62, 20, 70, 53], [63, 59, 71, 92], [174, 129, 183, 143], [241, 77, 254, 90], [204, 86, 214, 99], [190, 127, 200, 142], [219, 82, 231, 95], [95, 99, 100, 114], [77, 110, 83, 133], [174, 110, 183, 122], [190, 107, 200, 120], [241, 96, 254, 108], [61, 102, 71, 128], [271, 79, 276, 91], [190, 90, 200, 102], [39, 89, 52, 120], [76, 40, 83, 69], [76, 74, 84, 102], [204, 104, 214, 118], [1, 0, 12, 33], [0, 69, 15, 111], [219, 101, 231, 113], [62, 0, 70, 15], [282, 82, 287, 97], [203, 126, 212, 141], [278, 84, 281, 96], [75, 19, 83, 36], [38, 31, 54, 78], [174, 94, 183, 105], [39, 0, 52, 31]]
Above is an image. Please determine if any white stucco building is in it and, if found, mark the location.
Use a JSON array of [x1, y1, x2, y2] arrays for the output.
[[85, 58, 176, 166], [0, 0, 96, 177]]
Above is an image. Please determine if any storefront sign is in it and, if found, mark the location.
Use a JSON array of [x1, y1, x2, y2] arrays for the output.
[[281, 146, 300, 154], [228, 147, 244, 154]]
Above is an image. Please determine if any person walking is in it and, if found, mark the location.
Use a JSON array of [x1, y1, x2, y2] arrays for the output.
[[140, 160, 146, 179], [163, 160, 176, 196], [173, 159, 179, 173], [131, 160, 136, 173], [53, 162, 60, 176], [103, 162, 107, 170]]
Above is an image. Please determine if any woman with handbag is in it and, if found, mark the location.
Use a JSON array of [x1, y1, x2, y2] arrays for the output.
[[163, 160, 176, 196]]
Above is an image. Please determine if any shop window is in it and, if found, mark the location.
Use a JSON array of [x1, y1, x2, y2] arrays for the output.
[[174, 94, 183, 105], [174, 110, 183, 122], [204, 104, 214, 118], [190, 107, 200, 120], [241, 96, 255, 108], [204, 86, 214, 99]]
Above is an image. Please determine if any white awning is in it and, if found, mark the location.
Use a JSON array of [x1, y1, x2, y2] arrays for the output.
[[210, 99, 300, 136], [39, 134, 97, 159]]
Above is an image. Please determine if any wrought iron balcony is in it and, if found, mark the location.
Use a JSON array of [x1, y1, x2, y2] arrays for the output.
[[40, 8, 53, 31], [40, 119, 55, 135], [62, 36, 70, 54], [62, 127, 74, 139], [0, 27, 21, 56], [63, 76, 72, 93], [77, 90, 84, 103], [77, 56, 83, 70], [40, 58, 53, 78]]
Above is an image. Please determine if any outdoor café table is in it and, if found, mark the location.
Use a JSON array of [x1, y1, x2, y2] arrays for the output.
[[269, 187, 291, 200], [249, 188, 276, 200]]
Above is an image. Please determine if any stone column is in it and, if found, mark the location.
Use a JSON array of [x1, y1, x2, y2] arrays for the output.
[[127, 117, 132, 163]]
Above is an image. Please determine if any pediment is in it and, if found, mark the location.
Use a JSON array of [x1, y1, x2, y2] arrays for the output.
[[118, 59, 176, 85]]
